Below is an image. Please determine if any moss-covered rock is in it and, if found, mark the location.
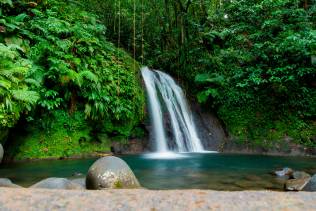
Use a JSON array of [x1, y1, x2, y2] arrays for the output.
[[86, 156, 140, 189]]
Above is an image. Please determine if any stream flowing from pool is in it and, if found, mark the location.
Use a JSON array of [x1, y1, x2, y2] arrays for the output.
[[0, 154, 316, 190], [141, 67, 204, 154]]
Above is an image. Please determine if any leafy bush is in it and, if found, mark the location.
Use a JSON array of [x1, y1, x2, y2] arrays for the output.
[[0, 0, 145, 140], [196, 0, 316, 146]]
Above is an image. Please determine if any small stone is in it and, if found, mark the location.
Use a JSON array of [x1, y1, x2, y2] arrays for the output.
[[274, 167, 293, 177], [30, 178, 84, 190], [285, 176, 311, 191]]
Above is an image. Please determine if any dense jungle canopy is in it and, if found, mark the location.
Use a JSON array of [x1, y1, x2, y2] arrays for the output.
[[0, 0, 315, 159]]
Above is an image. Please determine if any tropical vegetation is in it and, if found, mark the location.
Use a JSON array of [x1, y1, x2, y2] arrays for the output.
[[0, 0, 315, 159], [0, 0, 145, 159], [84, 0, 316, 149]]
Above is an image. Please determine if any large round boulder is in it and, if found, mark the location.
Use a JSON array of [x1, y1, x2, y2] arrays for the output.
[[303, 174, 316, 192], [30, 177, 84, 190], [0, 143, 3, 163], [86, 156, 140, 190], [0, 178, 21, 188]]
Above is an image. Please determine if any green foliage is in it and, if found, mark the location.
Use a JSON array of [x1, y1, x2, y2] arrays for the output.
[[7, 110, 111, 160], [24, 1, 144, 126], [198, 0, 316, 146], [0, 0, 145, 147], [0, 44, 39, 128], [88, 0, 316, 148]]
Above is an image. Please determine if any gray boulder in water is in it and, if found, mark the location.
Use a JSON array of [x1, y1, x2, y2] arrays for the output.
[[0, 178, 21, 188], [86, 156, 140, 190], [0, 144, 3, 163], [30, 177, 84, 190], [70, 178, 86, 189], [303, 174, 316, 192]]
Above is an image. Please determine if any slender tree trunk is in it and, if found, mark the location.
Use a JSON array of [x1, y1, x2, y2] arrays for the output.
[[69, 90, 77, 114]]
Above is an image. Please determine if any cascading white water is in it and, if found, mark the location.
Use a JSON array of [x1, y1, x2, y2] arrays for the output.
[[141, 68, 169, 152], [141, 67, 204, 153]]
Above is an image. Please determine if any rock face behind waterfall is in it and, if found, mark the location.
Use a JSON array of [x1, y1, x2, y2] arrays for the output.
[[86, 156, 140, 190], [192, 103, 228, 151]]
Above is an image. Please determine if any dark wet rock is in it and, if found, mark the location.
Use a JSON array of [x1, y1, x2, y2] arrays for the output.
[[274, 167, 293, 177], [70, 178, 86, 189], [303, 174, 316, 192], [110, 139, 147, 154], [285, 176, 311, 191], [0, 178, 21, 188], [0, 144, 3, 163], [292, 171, 311, 179], [191, 103, 227, 151], [30, 178, 84, 190], [86, 156, 140, 190]]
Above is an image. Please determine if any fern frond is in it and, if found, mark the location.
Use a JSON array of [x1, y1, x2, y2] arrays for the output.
[[79, 70, 98, 83], [11, 90, 39, 104]]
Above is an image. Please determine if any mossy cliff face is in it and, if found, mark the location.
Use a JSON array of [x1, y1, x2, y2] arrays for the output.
[[6, 110, 107, 160], [219, 105, 316, 155]]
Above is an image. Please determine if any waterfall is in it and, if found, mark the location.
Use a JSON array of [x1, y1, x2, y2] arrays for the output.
[[141, 67, 204, 153]]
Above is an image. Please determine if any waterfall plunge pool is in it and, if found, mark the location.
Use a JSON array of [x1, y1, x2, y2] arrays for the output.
[[0, 153, 315, 191]]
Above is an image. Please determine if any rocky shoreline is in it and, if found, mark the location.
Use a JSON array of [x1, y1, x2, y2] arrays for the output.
[[0, 188, 315, 211]]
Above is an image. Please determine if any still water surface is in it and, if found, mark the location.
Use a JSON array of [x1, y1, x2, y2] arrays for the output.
[[0, 153, 315, 190]]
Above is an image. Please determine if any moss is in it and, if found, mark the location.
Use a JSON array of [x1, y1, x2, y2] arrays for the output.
[[114, 180, 123, 188], [219, 104, 316, 149], [6, 110, 113, 160]]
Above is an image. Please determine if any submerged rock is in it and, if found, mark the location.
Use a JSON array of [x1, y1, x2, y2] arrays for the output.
[[86, 156, 140, 190], [303, 174, 316, 192], [285, 173, 311, 191], [274, 167, 293, 177], [0, 144, 3, 163], [30, 178, 84, 190], [0, 178, 21, 188]]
